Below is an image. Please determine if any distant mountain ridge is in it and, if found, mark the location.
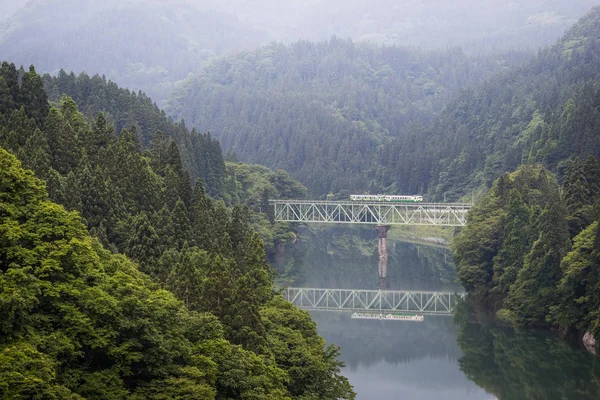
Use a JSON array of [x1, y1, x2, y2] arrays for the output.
[[167, 39, 530, 195], [1, 0, 595, 107], [375, 5, 600, 200], [0, 0, 270, 105]]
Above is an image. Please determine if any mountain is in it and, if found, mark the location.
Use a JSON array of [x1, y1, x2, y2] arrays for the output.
[[0, 0, 270, 105], [375, 6, 600, 201], [287, 0, 597, 53], [167, 38, 530, 195], [1, 0, 595, 108]]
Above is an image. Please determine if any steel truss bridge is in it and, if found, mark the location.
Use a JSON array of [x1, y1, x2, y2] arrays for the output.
[[285, 288, 465, 316], [270, 200, 472, 226]]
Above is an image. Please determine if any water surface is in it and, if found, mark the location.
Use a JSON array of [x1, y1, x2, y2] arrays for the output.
[[279, 226, 600, 399]]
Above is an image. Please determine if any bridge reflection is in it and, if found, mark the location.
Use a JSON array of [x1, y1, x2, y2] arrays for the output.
[[286, 287, 464, 316]]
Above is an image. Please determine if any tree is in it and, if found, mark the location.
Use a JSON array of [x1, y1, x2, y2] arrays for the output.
[[124, 211, 162, 275], [19, 65, 49, 127], [584, 155, 600, 200], [505, 205, 570, 326], [492, 190, 532, 302], [550, 222, 600, 334]]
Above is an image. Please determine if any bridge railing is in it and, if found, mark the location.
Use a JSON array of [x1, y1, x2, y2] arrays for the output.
[[285, 288, 465, 315]]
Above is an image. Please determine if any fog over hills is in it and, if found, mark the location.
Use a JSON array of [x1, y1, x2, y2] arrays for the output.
[[1, 0, 597, 105]]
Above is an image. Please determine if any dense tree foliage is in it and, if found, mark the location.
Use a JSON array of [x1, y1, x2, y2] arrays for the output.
[[169, 38, 530, 195], [0, 62, 354, 399], [40, 70, 227, 197], [453, 161, 600, 337], [378, 6, 600, 200]]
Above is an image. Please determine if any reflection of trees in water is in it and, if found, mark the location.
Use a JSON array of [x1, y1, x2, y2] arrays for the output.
[[312, 313, 463, 370], [278, 226, 458, 290], [455, 301, 600, 399]]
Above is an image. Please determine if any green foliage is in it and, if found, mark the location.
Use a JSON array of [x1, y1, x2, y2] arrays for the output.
[[169, 39, 528, 195], [453, 165, 573, 324], [0, 62, 354, 398], [378, 6, 600, 201], [261, 297, 356, 400]]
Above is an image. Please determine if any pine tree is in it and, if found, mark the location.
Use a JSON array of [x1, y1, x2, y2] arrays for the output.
[[550, 222, 600, 333], [164, 165, 181, 211], [18, 128, 52, 179], [149, 130, 168, 175], [0, 76, 15, 122], [166, 247, 209, 309], [20, 65, 49, 127], [63, 171, 82, 212], [190, 178, 214, 251], [492, 190, 532, 300], [563, 157, 592, 237], [584, 155, 600, 201], [171, 198, 192, 250], [505, 205, 570, 326], [82, 112, 114, 159], [124, 211, 162, 275]]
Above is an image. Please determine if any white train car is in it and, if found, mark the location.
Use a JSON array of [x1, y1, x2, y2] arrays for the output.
[[350, 194, 423, 203]]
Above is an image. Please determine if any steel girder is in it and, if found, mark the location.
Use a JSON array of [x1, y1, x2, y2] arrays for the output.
[[270, 200, 472, 226]]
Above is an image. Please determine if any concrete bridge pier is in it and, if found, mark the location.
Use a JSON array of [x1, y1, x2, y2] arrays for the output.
[[376, 225, 391, 289]]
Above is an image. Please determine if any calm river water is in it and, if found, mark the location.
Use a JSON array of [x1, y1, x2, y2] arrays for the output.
[[279, 226, 600, 400]]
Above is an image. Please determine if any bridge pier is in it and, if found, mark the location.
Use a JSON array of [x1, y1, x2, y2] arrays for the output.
[[376, 225, 391, 289]]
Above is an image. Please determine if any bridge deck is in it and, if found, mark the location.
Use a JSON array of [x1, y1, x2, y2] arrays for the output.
[[270, 200, 472, 226]]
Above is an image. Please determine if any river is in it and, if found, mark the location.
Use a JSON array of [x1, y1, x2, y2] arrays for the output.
[[277, 226, 600, 399]]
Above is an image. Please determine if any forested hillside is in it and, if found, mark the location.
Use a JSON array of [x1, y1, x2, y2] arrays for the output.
[[453, 159, 600, 337], [40, 70, 227, 197], [287, 0, 595, 52], [0, 62, 353, 398], [168, 39, 530, 195], [377, 6, 600, 200]]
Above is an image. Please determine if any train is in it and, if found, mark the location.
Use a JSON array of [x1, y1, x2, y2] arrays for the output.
[[349, 194, 424, 202]]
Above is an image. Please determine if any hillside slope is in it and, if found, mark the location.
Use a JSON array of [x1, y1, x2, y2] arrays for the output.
[[375, 6, 600, 200], [168, 39, 529, 195]]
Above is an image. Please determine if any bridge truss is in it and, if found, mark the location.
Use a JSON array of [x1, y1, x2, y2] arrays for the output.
[[285, 288, 464, 316], [270, 200, 472, 226]]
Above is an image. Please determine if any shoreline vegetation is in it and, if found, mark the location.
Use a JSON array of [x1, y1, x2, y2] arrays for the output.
[[453, 162, 600, 350]]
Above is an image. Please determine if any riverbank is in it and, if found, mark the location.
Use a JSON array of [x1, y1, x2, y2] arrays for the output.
[[387, 225, 457, 247]]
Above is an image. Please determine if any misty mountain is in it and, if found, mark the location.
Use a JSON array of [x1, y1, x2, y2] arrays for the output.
[[167, 39, 530, 195], [286, 0, 597, 52], [375, 6, 600, 200], [0, 0, 270, 104], [1, 0, 596, 107]]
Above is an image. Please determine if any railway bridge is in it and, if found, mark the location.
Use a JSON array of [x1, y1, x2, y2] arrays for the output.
[[271, 199, 472, 288], [269, 200, 472, 227]]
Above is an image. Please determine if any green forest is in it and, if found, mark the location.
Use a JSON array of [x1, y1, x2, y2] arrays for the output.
[[378, 7, 600, 200], [168, 39, 530, 195], [0, 62, 354, 399], [453, 159, 600, 336], [167, 7, 600, 201], [4, 2, 600, 398]]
